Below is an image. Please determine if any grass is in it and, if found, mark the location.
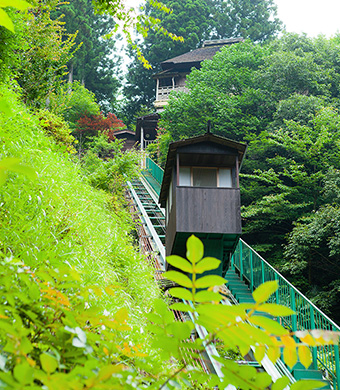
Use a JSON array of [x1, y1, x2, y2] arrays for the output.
[[0, 83, 159, 326]]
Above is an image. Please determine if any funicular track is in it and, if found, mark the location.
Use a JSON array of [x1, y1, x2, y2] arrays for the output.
[[125, 156, 340, 389], [126, 173, 287, 388], [126, 176, 226, 379]]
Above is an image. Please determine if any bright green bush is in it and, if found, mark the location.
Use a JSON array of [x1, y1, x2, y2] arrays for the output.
[[49, 82, 100, 128], [0, 83, 158, 326], [37, 109, 76, 154]]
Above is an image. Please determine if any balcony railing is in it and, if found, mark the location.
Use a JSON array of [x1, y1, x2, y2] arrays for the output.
[[156, 85, 189, 101]]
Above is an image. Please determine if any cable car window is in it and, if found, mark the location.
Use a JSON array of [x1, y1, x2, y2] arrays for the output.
[[179, 167, 191, 186], [192, 167, 217, 187], [219, 168, 232, 187]]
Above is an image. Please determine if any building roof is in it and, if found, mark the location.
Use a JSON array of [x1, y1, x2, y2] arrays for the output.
[[114, 129, 135, 136], [159, 132, 247, 206], [161, 38, 244, 70]]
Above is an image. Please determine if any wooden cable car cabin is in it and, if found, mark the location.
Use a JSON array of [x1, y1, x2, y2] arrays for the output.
[[159, 133, 247, 276]]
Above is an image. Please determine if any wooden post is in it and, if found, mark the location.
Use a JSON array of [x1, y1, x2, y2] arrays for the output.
[[140, 126, 144, 151], [176, 153, 179, 186], [235, 155, 239, 188]]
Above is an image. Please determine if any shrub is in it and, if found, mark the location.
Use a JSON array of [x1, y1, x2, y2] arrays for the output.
[[50, 82, 100, 127], [37, 109, 76, 154]]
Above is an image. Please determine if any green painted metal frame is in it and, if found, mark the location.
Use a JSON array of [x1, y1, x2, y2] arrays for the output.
[[231, 239, 340, 389]]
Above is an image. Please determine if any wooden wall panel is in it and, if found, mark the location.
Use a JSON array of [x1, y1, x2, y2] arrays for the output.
[[175, 187, 241, 235]]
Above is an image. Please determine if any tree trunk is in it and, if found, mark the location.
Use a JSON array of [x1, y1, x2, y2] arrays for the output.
[[68, 62, 74, 93]]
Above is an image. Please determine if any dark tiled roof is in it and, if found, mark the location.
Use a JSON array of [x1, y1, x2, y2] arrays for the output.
[[161, 38, 243, 70]]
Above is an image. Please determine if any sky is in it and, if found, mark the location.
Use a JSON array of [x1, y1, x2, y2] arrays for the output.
[[274, 0, 340, 37]]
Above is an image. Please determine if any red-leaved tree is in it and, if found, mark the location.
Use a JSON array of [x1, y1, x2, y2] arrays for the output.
[[75, 112, 126, 141]]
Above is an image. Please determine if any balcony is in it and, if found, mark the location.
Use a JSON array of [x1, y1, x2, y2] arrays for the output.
[[156, 85, 189, 101]]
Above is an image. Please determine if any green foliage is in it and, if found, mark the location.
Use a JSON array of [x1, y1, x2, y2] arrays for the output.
[[15, 1, 78, 108], [158, 34, 340, 321], [0, 83, 157, 323], [52, 81, 100, 128], [37, 109, 76, 154], [0, 94, 338, 388], [81, 136, 140, 196], [123, 0, 282, 124], [160, 40, 270, 140], [51, 0, 121, 111], [150, 235, 335, 389], [0, 0, 32, 32]]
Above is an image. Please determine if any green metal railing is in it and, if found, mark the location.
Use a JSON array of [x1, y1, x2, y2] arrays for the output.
[[143, 157, 164, 195], [145, 157, 163, 185], [231, 239, 340, 389]]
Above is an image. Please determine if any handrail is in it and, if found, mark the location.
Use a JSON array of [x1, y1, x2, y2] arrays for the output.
[[145, 157, 164, 185], [231, 239, 340, 389]]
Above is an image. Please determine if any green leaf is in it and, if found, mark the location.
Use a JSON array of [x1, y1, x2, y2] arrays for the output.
[[166, 255, 193, 273], [195, 290, 222, 302], [169, 302, 194, 312], [169, 287, 192, 300], [254, 345, 266, 364], [290, 380, 327, 390], [0, 8, 14, 32], [195, 275, 226, 288], [0, 157, 20, 168], [298, 345, 312, 369], [252, 280, 278, 303], [186, 235, 204, 263], [0, 170, 7, 186], [0, 98, 11, 116], [249, 316, 289, 336], [258, 303, 295, 316], [163, 271, 193, 288], [40, 353, 58, 374], [195, 257, 221, 273], [267, 346, 280, 364], [0, 0, 33, 10], [283, 346, 297, 369], [166, 322, 192, 339], [13, 363, 34, 385], [254, 372, 272, 389], [0, 158, 37, 181], [272, 376, 290, 390]]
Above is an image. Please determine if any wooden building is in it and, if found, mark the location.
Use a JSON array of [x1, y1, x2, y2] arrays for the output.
[[159, 133, 247, 276], [135, 113, 160, 151], [153, 38, 243, 112], [114, 129, 136, 151]]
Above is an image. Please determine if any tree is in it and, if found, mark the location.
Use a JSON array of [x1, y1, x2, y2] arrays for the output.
[[241, 106, 340, 262], [7, 1, 78, 108], [159, 40, 271, 142], [283, 168, 340, 321], [123, 0, 282, 125], [51, 0, 121, 111]]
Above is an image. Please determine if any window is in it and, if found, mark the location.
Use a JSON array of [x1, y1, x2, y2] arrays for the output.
[[179, 167, 191, 186], [193, 167, 217, 187], [219, 168, 232, 187], [179, 167, 233, 188]]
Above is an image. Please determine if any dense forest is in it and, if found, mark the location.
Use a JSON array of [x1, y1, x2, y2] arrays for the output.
[[157, 35, 340, 321], [0, 0, 339, 388]]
